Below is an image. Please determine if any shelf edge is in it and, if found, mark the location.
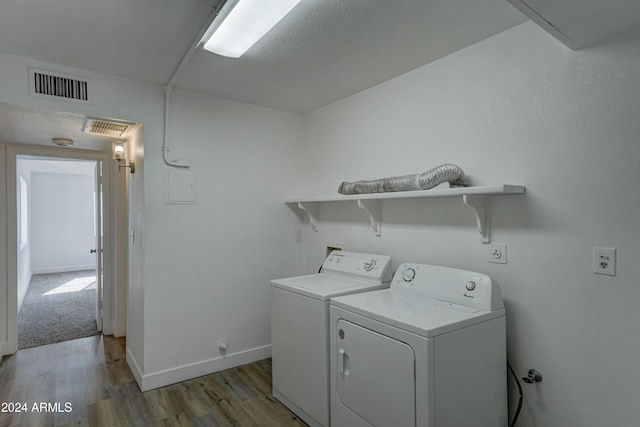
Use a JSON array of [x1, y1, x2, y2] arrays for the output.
[[284, 184, 525, 204]]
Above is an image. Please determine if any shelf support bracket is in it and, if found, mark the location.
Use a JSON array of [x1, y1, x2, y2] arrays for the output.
[[462, 195, 490, 243], [297, 202, 319, 232], [357, 199, 382, 236]]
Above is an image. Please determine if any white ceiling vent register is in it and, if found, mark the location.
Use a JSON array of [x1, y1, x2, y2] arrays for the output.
[[83, 117, 135, 137], [28, 67, 92, 105]]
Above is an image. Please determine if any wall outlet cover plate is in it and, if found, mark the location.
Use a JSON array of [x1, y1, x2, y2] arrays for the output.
[[487, 243, 507, 264], [593, 247, 616, 276]]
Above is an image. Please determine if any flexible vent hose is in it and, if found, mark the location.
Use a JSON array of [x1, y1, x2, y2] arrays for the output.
[[338, 164, 468, 195]]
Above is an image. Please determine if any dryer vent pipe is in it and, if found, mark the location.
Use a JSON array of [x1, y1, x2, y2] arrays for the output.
[[338, 164, 468, 195]]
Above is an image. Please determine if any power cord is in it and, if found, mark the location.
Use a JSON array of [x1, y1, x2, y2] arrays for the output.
[[507, 361, 523, 427]]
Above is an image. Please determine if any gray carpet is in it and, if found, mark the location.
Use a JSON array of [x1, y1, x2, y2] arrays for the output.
[[18, 270, 100, 349]]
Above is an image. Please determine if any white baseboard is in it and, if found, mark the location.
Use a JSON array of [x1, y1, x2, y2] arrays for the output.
[[32, 265, 96, 275], [17, 271, 32, 313], [126, 347, 144, 389], [134, 345, 272, 392], [0, 339, 17, 357]]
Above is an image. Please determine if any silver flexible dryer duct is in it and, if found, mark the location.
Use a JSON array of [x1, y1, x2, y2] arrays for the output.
[[338, 164, 468, 195]]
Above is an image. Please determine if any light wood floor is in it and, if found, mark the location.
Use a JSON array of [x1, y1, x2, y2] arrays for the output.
[[0, 336, 307, 427]]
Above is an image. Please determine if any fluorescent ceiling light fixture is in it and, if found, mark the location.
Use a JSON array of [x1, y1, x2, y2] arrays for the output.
[[203, 0, 302, 58]]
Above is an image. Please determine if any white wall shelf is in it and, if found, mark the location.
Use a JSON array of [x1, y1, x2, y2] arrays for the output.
[[286, 185, 525, 242]]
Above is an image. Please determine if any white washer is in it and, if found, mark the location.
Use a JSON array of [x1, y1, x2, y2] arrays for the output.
[[271, 251, 392, 427], [330, 263, 507, 427]]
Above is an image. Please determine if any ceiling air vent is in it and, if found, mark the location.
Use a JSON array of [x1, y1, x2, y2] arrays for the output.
[[83, 117, 135, 137], [28, 67, 92, 105]]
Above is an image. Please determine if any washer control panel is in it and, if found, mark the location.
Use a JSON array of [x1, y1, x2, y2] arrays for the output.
[[364, 259, 377, 272], [322, 251, 392, 283], [391, 263, 503, 311]]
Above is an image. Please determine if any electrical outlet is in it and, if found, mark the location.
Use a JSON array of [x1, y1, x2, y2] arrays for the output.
[[487, 243, 507, 264], [326, 243, 344, 257], [593, 247, 616, 276]]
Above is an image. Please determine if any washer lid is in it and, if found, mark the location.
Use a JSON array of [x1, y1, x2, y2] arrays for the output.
[[331, 289, 504, 337], [271, 274, 389, 301]]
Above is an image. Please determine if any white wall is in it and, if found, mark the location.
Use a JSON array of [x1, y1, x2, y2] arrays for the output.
[[0, 51, 305, 390], [125, 124, 145, 377], [16, 161, 32, 311], [0, 144, 5, 356], [3, 20, 638, 426], [299, 22, 640, 427], [0, 51, 161, 359], [30, 172, 95, 273], [138, 89, 303, 389]]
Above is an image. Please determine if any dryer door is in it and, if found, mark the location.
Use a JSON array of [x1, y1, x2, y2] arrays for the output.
[[336, 319, 416, 427]]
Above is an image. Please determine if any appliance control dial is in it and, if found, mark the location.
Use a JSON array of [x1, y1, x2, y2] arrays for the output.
[[466, 281, 477, 291], [402, 268, 416, 282], [364, 259, 376, 272]]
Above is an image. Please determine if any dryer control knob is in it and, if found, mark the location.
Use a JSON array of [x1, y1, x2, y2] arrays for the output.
[[466, 281, 477, 291], [402, 268, 416, 282]]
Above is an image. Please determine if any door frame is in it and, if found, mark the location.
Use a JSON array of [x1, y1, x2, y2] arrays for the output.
[[94, 160, 104, 332], [4, 144, 116, 353]]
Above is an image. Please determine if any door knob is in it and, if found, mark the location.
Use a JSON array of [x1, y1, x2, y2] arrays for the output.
[[90, 249, 97, 254], [522, 369, 543, 384]]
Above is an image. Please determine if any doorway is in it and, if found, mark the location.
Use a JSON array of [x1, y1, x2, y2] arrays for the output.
[[16, 156, 102, 349], [4, 145, 115, 354]]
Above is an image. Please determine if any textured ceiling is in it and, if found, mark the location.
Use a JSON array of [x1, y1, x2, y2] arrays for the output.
[[507, 0, 640, 48], [0, 0, 532, 147], [0, 0, 528, 114], [0, 103, 132, 151], [172, 0, 529, 113], [0, 0, 220, 86]]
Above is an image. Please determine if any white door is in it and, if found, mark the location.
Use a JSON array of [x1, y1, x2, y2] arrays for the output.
[[94, 162, 103, 332], [336, 319, 416, 427]]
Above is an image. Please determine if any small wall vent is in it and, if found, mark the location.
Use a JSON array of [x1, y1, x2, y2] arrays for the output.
[[83, 117, 136, 137], [28, 67, 92, 105]]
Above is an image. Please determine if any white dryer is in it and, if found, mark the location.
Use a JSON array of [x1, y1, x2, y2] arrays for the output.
[[330, 263, 506, 427], [271, 251, 392, 427]]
